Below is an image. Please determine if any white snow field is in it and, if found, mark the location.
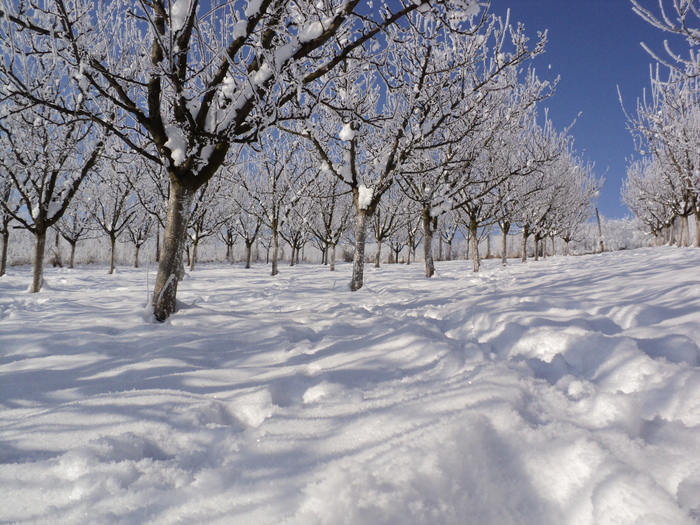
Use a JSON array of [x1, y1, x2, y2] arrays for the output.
[[1, 247, 699, 525]]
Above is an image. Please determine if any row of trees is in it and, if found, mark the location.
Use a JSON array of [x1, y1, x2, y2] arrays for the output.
[[1, 0, 600, 321], [622, 0, 700, 246]]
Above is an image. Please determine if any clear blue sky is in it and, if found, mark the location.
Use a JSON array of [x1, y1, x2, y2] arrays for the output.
[[488, 0, 688, 219]]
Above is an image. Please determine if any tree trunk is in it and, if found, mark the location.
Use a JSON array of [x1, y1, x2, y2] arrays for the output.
[[30, 230, 47, 293], [694, 210, 700, 248], [564, 239, 570, 256], [66, 240, 76, 269], [486, 234, 491, 259], [329, 242, 336, 271], [521, 224, 530, 263], [0, 229, 9, 277], [350, 209, 369, 291], [289, 244, 296, 267], [109, 235, 117, 274], [595, 208, 604, 252], [422, 206, 435, 278], [374, 239, 382, 268], [500, 222, 510, 266], [245, 241, 253, 269], [469, 218, 480, 273], [271, 220, 279, 276], [189, 239, 199, 271], [155, 229, 160, 263], [134, 243, 141, 268], [679, 215, 689, 247], [534, 233, 541, 261], [152, 182, 195, 322]]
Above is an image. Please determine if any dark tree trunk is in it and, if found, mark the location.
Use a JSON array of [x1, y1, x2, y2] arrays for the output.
[[329, 242, 336, 271], [469, 218, 480, 273], [152, 181, 195, 322], [422, 206, 435, 278], [109, 235, 117, 274], [271, 220, 279, 277], [0, 229, 9, 277], [245, 241, 253, 269]]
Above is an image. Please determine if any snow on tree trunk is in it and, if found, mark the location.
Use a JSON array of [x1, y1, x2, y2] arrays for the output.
[[0, 230, 8, 277], [350, 210, 369, 291], [30, 230, 47, 293], [152, 182, 195, 322], [500, 222, 510, 266], [422, 207, 435, 278], [329, 243, 336, 272]]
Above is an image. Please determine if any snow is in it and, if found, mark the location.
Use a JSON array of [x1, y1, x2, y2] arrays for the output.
[[1, 247, 699, 524], [163, 124, 187, 166], [339, 122, 355, 141], [170, 0, 189, 32], [299, 21, 324, 43], [358, 184, 373, 209]]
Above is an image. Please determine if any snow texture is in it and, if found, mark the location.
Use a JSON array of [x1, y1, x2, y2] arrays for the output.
[[170, 0, 190, 32], [1, 247, 699, 524], [358, 184, 373, 210], [339, 122, 356, 141]]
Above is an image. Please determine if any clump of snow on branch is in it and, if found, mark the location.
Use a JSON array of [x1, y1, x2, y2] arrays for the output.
[[358, 185, 373, 209]]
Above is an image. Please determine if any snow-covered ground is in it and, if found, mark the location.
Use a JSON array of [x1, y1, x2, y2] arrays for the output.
[[1, 248, 699, 525]]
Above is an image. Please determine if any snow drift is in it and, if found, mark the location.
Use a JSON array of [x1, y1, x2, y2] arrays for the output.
[[1, 247, 699, 524]]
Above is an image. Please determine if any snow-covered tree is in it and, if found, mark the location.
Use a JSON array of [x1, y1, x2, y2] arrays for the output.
[[622, 63, 700, 246], [371, 188, 410, 268], [305, 177, 353, 272], [235, 133, 312, 276], [84, 154, 138, 275], [55, 198, 95, 269], [293, 8, 545, 288], [0, 0, 480, 319], [124, 208, 155, 268], [631, 0, 700, 63], [0, 105, 104, 291], [0, 173, 19, 276]]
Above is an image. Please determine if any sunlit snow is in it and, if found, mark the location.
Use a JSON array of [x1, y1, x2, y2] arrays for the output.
[[1, 248, 699, 524]]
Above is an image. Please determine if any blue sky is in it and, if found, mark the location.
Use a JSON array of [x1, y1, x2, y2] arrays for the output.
[[488, 0, 690, 219]]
